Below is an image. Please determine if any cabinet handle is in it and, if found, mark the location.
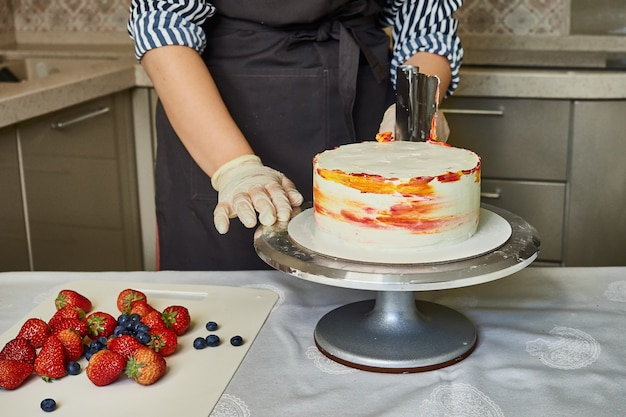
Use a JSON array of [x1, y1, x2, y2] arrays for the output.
[[442, 108, 505, 116], [481, 189, 501, 199], [50, 106, 110, 129]]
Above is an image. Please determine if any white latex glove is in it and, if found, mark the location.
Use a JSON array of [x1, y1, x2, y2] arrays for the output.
[[378, 104, 450, 143], [211, 155, 304, 234]]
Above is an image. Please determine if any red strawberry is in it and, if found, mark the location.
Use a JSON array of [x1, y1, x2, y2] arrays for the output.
[[51, 317, 89, 338], [34, 335, 67, 381], [107, 335, 143, 360], [125, 346, 166, 385], [0, 338, 36, 364], [48, 305, 86, 328], [129, 300, 156, 319], [86, 311, 117, 340], [148, 327, 178, 357], [56, 328, 84, 362], [0, 359, 33, 390], [117, 289, 147, 314], [54, 289, 92, 313], [141, 310, 166, 331], [162, 306, 191, 336], [16, 318, 51, 348], [86, 349, 126, 386]]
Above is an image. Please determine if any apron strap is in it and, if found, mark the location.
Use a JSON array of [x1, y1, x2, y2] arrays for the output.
[[287, 14, 388, 141]]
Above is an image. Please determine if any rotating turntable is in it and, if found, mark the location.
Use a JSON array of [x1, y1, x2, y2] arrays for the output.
[[254, 203, 540, 373]]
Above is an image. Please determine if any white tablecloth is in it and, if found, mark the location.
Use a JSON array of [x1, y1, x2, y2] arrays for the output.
[[1, 267, 625, 416]]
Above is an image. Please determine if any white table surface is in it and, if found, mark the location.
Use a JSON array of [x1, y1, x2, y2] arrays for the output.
[[1, 267, 625, 417]]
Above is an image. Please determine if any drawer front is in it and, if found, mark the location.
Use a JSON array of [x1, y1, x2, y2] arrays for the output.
[[19, 96, 117, 159], [442, 98, 570, 181], [481, 179, 565, 262]]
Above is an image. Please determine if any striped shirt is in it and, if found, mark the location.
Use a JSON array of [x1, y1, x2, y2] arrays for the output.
[[128, 0, 463, 95]]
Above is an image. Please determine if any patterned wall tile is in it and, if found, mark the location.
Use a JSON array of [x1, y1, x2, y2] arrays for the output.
[[11, 0, 130, 32], [0, 0, 15, 34], [0, 0, 578, 37], [456, 0, 570, 35]]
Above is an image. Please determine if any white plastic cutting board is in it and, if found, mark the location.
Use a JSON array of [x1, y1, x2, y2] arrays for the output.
[[0, 280, 278, 416]]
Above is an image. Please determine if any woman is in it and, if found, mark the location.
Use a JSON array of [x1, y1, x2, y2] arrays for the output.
[[128, 0, 463, 270]]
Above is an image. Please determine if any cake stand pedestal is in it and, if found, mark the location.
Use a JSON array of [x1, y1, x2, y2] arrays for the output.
[[254, 204, 540, 373]]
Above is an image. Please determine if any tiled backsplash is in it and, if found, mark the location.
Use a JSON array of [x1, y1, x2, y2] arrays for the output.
[[456, 0, 569, 35], [0, 0, 623, 38]]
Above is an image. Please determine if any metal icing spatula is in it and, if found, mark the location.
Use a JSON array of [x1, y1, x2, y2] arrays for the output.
[[395, 65, 440, 142]]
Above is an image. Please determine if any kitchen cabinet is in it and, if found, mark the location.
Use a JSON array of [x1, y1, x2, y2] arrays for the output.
[[0, 92, 142, 271], [566, 100, 626, 266], [0, 126, 30, 270], [442, 97, 626, 266]]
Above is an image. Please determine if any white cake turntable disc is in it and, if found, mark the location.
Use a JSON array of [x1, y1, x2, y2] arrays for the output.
[[287, 208, 512, 264]]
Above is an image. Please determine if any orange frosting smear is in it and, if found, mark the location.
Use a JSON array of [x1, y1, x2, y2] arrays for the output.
[[375, 131, 394, 142], [317, 168, 436, 196], [314, 183, 463, 234]]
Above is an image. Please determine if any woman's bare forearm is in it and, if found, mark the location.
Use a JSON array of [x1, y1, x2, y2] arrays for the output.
[[141, 45, 254, 176]]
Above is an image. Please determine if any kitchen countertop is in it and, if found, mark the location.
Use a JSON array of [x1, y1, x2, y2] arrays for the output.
[[1, 267, 625, 416], [1, 42, 626, 128]]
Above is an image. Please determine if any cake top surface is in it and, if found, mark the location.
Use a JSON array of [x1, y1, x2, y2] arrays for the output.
[[314, 141, 480, 178]]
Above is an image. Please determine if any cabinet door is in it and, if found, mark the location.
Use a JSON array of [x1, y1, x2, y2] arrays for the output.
[[567, 100, 626, 266], [19, 92, 142, 271], [0, 126, 30, 271]]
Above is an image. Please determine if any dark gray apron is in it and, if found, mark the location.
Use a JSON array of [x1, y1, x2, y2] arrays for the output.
[[155, 0, 394, 270]]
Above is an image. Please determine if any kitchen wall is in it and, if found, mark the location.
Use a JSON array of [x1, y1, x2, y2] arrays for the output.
[[0, 0, 623, 41]]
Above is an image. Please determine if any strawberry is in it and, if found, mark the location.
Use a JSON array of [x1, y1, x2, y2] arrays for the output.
[[51, 317, 89, 338], [54, 289, 92, 313], [56, 328, 84, 362], [0, 359, 33, 390], [141, 310, 166, 331], [16, 318, 51, 348], [107, 335, 143, 360], [117, 289, 147, 314], [86, 349, 126, 386], [86, 311, 117, 340], [125, 346, 166, 385], [148, 327, 178, 357], [48, 305, 86, 327], [0, 338, 36, 364], [34, 335, 67, 381], [162, 305, 191, 336], [129, 300, 156, 319]]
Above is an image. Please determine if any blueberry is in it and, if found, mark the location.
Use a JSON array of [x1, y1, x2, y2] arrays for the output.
[[230, 335, 244, 346], [117, 313, 129, 325], [129, 313, 141, 322], [97, 336, 108, 346], [193, 337, 208, 350], [41, 398, 56, 412], [85, 351, 94, 361], [89, 340, 104, 351], [136, 331, 151, 345], [205, 334, 220, 347], [66, 361, 81, 375], [136, 323, 150, 334], [205, 321, 218, 332]]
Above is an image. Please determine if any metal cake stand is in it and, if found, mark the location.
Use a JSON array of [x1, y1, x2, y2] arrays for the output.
[[254, 203, 540, 373]]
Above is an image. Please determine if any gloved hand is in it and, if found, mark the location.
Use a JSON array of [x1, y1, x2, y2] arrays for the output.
[[211, 154, 304, 234], [378, 104, 450, 143]]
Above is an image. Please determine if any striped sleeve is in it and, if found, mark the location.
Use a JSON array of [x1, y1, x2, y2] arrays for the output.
[[128, 0, 216, 61], [381, 0, 463, 97]]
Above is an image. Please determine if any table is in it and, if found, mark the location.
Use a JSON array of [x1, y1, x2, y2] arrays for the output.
[[1, 267, 625, 416]]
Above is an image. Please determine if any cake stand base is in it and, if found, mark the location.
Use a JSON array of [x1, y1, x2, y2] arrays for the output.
[[314, 291, 476, 373]]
